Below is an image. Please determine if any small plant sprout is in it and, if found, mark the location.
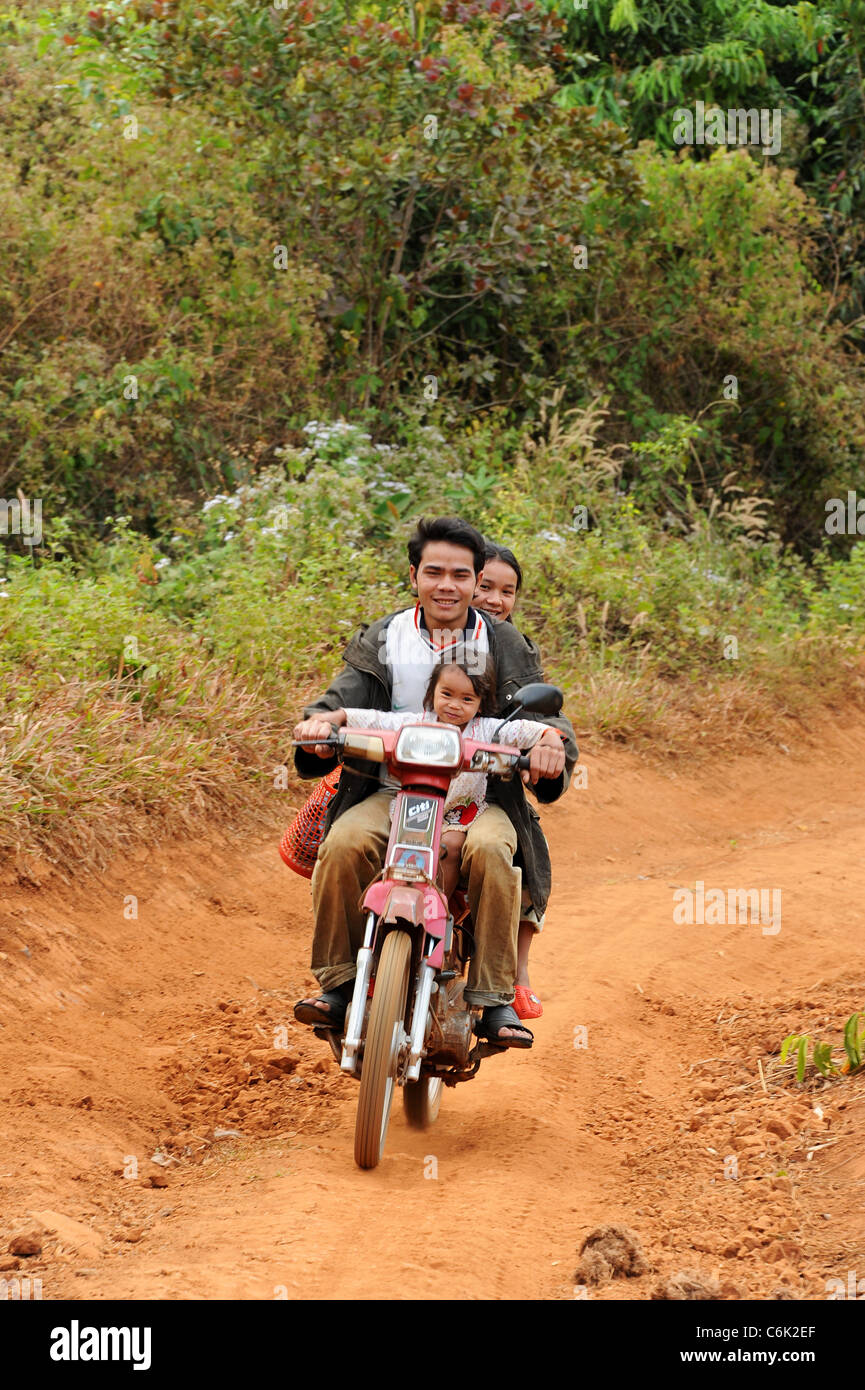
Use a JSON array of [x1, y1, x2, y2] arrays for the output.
[[778, 1012, 865, 1082]]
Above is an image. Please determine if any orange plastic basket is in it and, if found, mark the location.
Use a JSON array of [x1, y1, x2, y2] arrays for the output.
[[279, 767, 342, 878]]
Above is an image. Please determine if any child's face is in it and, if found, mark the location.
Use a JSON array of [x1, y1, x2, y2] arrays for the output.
[[432, 666, 482, 727]]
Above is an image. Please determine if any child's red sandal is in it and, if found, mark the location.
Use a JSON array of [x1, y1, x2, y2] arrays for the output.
[[514, 985, 543, 1020]]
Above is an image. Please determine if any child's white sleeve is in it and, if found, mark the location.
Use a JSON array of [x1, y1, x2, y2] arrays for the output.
[[341, 708, 419, 731], [494, 718, 552, 748]]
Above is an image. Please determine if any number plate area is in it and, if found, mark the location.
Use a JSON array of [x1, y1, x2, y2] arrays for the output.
[[388, 792, 441, 878]]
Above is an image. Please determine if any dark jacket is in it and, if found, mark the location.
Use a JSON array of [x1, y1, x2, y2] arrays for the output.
[[293, 608, 578, 913]]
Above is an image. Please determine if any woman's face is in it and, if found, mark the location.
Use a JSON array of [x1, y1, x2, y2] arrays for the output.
[[474, 558, 519, 622]]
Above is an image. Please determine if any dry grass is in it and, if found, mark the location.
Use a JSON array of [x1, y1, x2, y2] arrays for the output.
[[566, 650, 865, 760], [0, 665, 303, 876]]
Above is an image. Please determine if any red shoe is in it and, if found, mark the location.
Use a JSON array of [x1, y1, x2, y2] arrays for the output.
[[514, 985, 543, 1020]]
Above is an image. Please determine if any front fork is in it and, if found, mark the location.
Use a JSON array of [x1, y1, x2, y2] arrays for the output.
[[341, 912, 376, 1074], [405, 961, 436, 1083], [340, 912, 439, 1080]]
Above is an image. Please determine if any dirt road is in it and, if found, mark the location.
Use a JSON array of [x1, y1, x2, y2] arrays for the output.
[[2, 710, 864, 1300]]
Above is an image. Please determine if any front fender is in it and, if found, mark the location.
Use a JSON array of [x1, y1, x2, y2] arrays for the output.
[[361, 882, 449, 969], [380, 885, 425, 926]]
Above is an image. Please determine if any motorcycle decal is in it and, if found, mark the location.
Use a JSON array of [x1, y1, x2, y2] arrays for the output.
[[395, 849, 425, 868], [401, 796, 435, 833]]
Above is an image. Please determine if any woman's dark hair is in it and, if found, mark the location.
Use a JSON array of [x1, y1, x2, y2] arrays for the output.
[[423, 644, 497, 718], [482, 541, 523, 592], [407, 516, 486, 576]]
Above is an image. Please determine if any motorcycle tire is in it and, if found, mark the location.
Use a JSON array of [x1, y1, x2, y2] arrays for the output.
[[354, 929, 412, 1170], [403, 1075, 443, 1129]]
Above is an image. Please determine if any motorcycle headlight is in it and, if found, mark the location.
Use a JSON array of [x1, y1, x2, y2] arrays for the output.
[[395, 724, 462, 768]]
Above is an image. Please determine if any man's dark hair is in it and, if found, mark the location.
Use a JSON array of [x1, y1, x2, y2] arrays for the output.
[[423, 644, 497, 718], [407, 516, 486, 576]]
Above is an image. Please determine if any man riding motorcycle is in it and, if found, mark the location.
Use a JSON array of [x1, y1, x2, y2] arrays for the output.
[[292, 516, 577, 1047]]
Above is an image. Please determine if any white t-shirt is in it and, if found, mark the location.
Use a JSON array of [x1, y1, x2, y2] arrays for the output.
[[341, 709, 550, 824], [384, 604, 489, 713]]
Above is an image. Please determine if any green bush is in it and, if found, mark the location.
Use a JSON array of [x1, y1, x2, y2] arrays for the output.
[[0, 25, 326, 540]]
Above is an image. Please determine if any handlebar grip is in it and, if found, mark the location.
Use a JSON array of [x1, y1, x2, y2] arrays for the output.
[[290, 735, 342, 749], [516, 753, 532, 771]]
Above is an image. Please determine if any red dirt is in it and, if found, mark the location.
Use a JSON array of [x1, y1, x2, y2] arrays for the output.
[[1, 709, 864, 1300]]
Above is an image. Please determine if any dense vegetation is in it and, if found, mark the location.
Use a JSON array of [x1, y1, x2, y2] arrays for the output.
[[0, 0, 863, 867]]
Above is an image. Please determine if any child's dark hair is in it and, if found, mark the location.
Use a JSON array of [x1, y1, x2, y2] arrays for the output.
[[423, 644, 497, 718]]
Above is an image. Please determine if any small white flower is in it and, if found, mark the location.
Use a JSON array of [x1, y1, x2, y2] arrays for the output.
[[224, 531, 236, 541], [154, 556, 171, 570]]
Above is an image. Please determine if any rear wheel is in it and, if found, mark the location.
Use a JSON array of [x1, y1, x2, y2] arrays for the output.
[[403, 1075, 443, 1129], [354, 930, 412, 1170]]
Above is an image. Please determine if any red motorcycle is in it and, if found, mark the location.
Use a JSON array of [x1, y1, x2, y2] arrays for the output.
[[292, 683, 563, 1169]]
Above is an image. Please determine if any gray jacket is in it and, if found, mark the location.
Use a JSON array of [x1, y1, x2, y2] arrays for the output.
[[293, 608, 578, 913]]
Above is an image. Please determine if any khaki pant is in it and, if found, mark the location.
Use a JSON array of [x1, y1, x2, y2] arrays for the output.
[[310, 790, 519, 1006]]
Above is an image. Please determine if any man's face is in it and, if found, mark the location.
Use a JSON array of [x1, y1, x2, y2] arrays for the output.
[[410, 541, 480, 631]]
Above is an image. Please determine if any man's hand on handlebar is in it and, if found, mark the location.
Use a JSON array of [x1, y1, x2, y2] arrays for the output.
[[522, 730, 566, 785], [293, 713, 344, 759]]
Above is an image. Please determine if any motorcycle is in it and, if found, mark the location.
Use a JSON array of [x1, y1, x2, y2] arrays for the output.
[[292, 682, 563, 1170]]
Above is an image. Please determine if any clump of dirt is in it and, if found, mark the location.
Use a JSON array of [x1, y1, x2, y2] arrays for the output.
[[651, 1269, 723, 1300], [157, 988, 349, 1157], [8, 1231, 42, 1257], [575, 1224, 648, 1286]]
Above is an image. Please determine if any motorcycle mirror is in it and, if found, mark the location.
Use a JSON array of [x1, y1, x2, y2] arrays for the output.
[[505, 682, 564, 719], [491, 683, 564, 743]]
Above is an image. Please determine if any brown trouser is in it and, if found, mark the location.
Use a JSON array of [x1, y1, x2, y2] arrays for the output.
[[309, 789, 519, 1007]]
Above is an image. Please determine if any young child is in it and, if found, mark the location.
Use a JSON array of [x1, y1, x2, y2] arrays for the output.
[[326, 647, 562, 904]]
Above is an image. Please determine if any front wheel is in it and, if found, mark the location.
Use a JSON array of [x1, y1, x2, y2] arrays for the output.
[[354, 930, 412, 1170], [403, 1075, 443, 1129]]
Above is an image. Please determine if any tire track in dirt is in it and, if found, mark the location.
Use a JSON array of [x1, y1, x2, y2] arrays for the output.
[[1, 711, 863, 1300]]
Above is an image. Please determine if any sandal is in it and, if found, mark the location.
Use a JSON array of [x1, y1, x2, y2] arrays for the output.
[[513, 985, 543, 1020], [293, 984, 353, 1030], [475, 1003, 533, 1049]]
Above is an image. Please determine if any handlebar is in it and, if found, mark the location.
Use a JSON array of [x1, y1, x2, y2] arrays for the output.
[[291, 730, 535, 775]]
